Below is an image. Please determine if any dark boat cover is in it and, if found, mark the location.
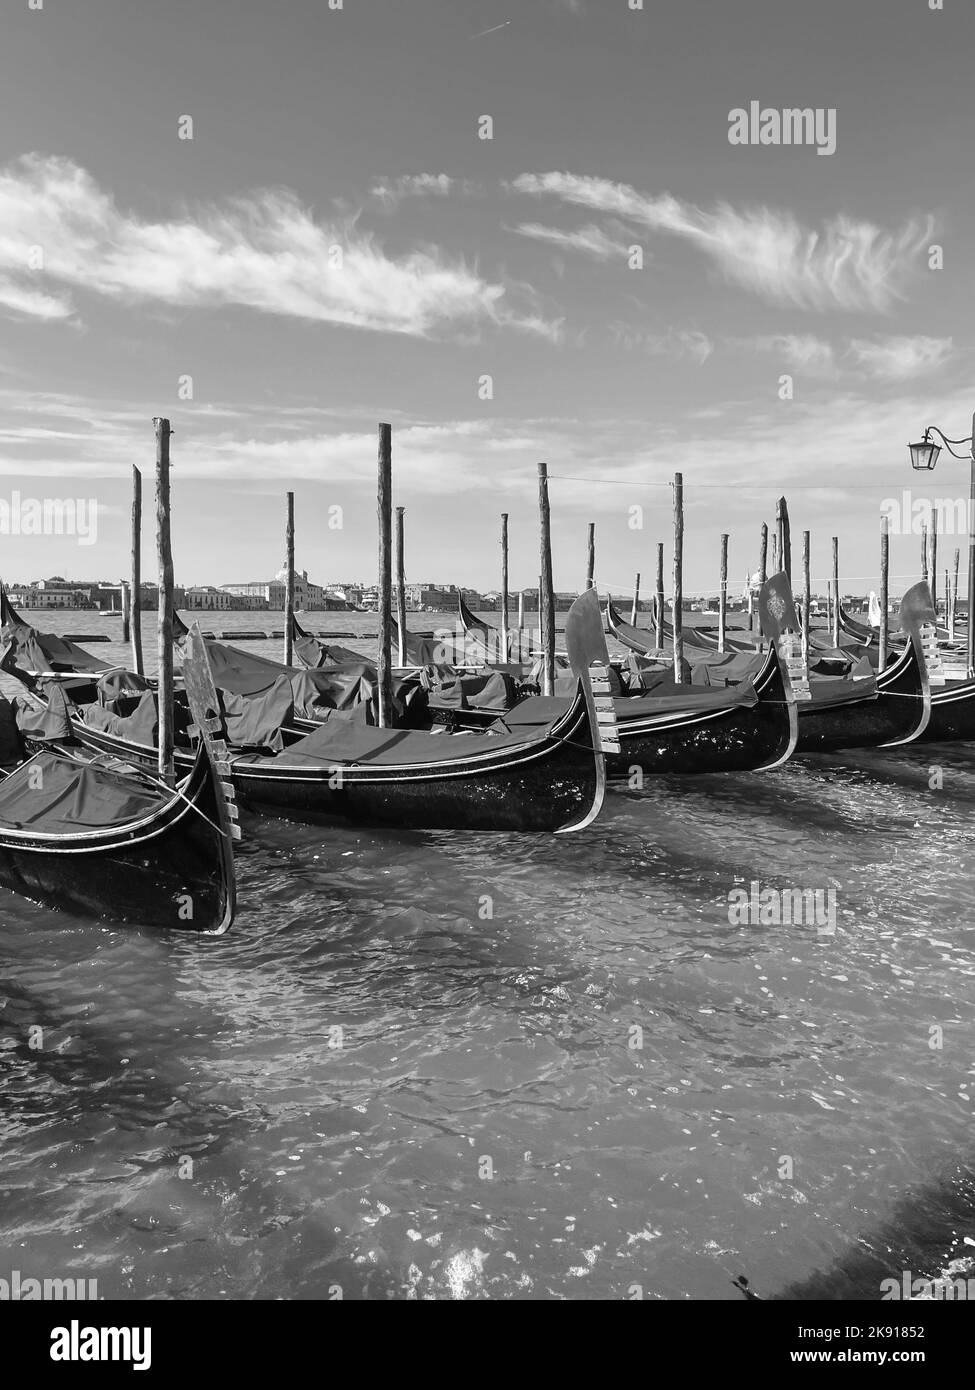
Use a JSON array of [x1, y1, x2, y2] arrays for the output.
[[0, 750, 163, 834], [427, 671, 516, 713], [1, 588, 112, 675], [266, 703, 564, 768]]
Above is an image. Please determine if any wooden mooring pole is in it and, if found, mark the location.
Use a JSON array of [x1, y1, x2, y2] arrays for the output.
[[154, 417, 174, 784], [879, 516, 890, 670], [130, 464, 144, 677], [586, 522, 595, 590], [802, 530, 811, 669], [673, 472, 684, 682], [718, 534, 728, 653], [831, 536, 840, 648], [284, 491, 295, 666], [377, 424, 393, 727], [655, 543, 665, 649], [395, 506, 407, 667], [500, 512, 510, 662], [631, 572, 640, 627], [538, 463, 556, 697]]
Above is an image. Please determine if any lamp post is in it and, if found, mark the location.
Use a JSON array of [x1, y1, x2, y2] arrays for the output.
[[908, 413, 975, 676]]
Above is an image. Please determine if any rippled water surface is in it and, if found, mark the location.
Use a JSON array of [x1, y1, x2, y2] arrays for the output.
[[2, 612, 975, 1299]]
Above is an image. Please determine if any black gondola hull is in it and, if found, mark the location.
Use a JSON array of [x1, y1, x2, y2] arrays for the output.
[[794, 639, 928, 753], [55, 699, 602, 834], [607, 650, 795, 776], [0, 748, 235, 931], [914, 678, 975, 743]]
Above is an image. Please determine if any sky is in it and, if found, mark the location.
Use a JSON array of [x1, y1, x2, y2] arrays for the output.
[[1, 0, 973, 599]]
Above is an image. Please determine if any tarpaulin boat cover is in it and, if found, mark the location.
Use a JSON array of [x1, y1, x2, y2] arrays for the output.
[[3, 623, 112, 675], [293, 630, 367, 669], [96, 670, 153, 711], [613, 682, 760, 720], [0, 694, 25, 768], [14, 692, 74, 743], [427, 671, 516, 713], [181, 641, 425, 724], [267, 712, 553, 768], [83, 690, 195, 748], [0, 750, 163, 834]]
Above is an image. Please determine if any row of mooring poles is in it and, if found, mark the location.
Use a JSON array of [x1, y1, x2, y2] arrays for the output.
[[141, 420, 942, 767]]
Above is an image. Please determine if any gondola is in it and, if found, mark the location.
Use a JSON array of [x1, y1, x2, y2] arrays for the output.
[[792, 581, 935, 753], [604, 574, 799, 775], [34, 592, 617, 834], [0, 681, 237, 932]]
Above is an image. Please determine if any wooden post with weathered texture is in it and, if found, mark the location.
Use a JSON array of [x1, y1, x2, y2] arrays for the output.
[[756, 522, 768, 644], [284, 491, 295, 666], [121, 580, 131, 645], [930, 509, 938, 613], [673, 473, 684, 683], [538, 463, 556, 697], [831, 536, 840, 648], [500, 513, 509, 662], [718, 534, 728, 653], [655, 542, 664, 649], [952, 547, 961, 640], [377, 424, 393, 727], [395, 506, 407, 667], [130, 464, 144, 676], [921, 523, 929, 581], [802, 530, 811, 668], [586, 522, 595, 590], [631, 572, 640, 627], [154, 417, 174, 784], [879, 516, 889, 670], [777, 496, 792, 581]]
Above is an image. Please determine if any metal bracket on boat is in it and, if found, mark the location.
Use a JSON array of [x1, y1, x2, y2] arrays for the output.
[[919, 622, 946, 687], [182, 622, 242, 842], [590, 662, 621, 753], [777, 631, 811, 701]]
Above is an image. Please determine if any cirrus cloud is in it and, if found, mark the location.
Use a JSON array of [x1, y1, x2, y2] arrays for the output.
[[0, 154, 554, 340], [507, 171, 935, 313]]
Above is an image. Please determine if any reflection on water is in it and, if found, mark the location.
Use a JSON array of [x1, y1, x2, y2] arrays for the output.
[[1, 614, 973, 1298]]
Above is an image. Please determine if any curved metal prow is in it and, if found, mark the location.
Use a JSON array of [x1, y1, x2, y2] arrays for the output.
[[884, 580, 935, 745], [756, 572, 801, 764], [558, 588, 617, 834], [182, 622, 242, 845]]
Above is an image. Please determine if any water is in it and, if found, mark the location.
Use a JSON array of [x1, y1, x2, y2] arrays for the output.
[[2, 611, 974, 1300]]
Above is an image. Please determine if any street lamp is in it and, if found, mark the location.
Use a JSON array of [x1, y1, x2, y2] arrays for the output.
[[907, 413, 975, 677]]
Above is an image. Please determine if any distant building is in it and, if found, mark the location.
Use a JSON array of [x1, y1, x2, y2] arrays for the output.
[[185, 585, 232, 611], [221, 567, 339, 610]]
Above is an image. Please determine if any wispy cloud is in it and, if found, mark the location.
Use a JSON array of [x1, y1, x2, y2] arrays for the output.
[[749, 334, 837, 375], [610, 323, 714, 363], [370, 173, 458, 207], [0, 154, 551, 339], [508, 221, 633, 262], [508, 172, 934, 312], [847, 334, 952, 380]]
